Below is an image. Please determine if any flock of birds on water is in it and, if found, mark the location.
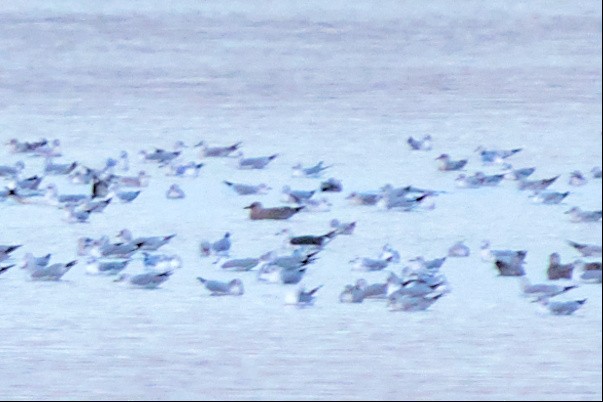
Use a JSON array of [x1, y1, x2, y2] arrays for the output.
[[1, 134, 601, 315]]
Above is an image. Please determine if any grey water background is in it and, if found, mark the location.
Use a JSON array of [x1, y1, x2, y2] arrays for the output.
[[0, 1, 601, 400]]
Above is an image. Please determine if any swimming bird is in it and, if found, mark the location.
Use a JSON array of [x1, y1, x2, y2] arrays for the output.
[[547, 253, 576, 280], [114, 270, 173, 289], [166, 184, 185, 199], [197, 277, 244, 296], [533, 296, 586, 315], [407, 135, 432, 151], [285, 285, 323, 306], [565, 207, 602, 223], [567, 241, 602, 257], [223, 181, 271, 196], [237, 153, 278, 170], [292, 161, 333, 178], [244, 202, 304, 220], [435, 154, 467, 171]]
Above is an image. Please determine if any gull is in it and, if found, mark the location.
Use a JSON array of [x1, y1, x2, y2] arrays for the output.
[[435, 154, 467, 171], [350, 256, 393, 272], [448, 241, 470, 257], [517, 175, 559, 191], [114, 271, 173, 289], [244, 202, 304, 220], [580, 270, 602, 283], [91, 237, 143, 259], [197, 277, 244, 296], [211, 233, 232, 256], [63, 204, 94, 223], [166, 184, 185, 199], [26, 259, 77, 281], [568, 170, 587, 186], [519, 276, 577, 298], [298, 197, 332, 212], [387, 291, 446, 312], [0, 161, 25, 178], [195, 141, 242, 157], [110, 188, 141, 203], [292, 161, 332, 178], [330, 219, 356, 235], [407, 135, 432, 151], [454, 174, 482, 189], [480, 240, 527, 263], [565, 207, 602, 223], [547, 253, 576, 280], [139, 141, 186, 165], [339, 284, 365, 303], [529, 190, 570, 205], [118, 150, 129, 172], [355, 277, 388, 299], [31, 139, 62, 158], [44, 183, 90, 206], [494, 256, 526, 276], [220, 254, 270, 271], [591, 166, 602, 179], [80, 197, 112, 213], [567, 241, 602, 257], [475, 172, 505, 186], [0, 244, 22, 255], [501, 164, 536, 181], [117, 229, 176, 251], [0, 264, 15, 276], [277, 228, 338, 248], [475, 146, 522, 165], [533, 296, 587, 315], [6, 138, 48, 154], [378, 193, 431, 211], [115, 170, 150, 187], [167, 161, 204, 177], [320, 177, 343, 192], [281, 185, 315, 203], [237, 153, 278, 170], [85, 257, 130, 275], [285, 285, 323, 306], [141, 252, 182, 271], [44, 157, 77, 175], [223, 181, 271, 196], [16, 175, 43, 190], [346, 191, 382, 206]]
